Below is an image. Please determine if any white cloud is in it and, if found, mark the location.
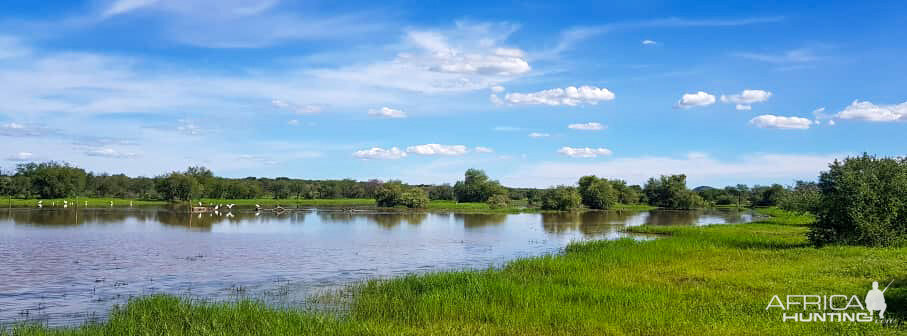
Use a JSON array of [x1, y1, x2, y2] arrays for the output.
[[557, 146, 613, 158], [405, 144, 469, 156], [528, 132, 550, 138], [489, 94, 504, 106], [353, 147, 407, 160], [642, 39, 657, 45], [314, 21, 530, 93], [287, 119, 299, 126], [85, 147, 139, 158], [828, 120, 836, 126], [675, 91, 716, 108], [368, 107, 407, 118], [272, 100, 323, 114], [734, 48, 817, 64], [0, 123, 55, 137], [835, 100, 907, 122], [504, 152, 841, 188], [490, 85, 505, 93], [100, 0, 385, 48], [567, 122, 605, 131], [474, 146, 494, 153], [749, 115, 812, 130], [6, 152, 34, 162], [720, 89, 772, 110], [504, 86, 615, 106], [493, 126, 522, 132]]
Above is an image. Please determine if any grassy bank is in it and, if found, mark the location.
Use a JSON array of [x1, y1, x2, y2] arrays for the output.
[[197, 198, 376, 206], [3, 197, 168, 207], [7, 208, 904, 335]]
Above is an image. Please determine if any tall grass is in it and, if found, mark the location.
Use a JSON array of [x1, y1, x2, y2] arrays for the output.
[[6, 209, 905, 335]]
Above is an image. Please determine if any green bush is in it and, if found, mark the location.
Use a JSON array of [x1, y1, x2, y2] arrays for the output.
[[810, 154, 907, 246], [577, 175, 616, 209], [375, 181, 428, 208], [486, 194, 510, 209], [778, 181, 820, 213], [642, 174, 705, 209], [541, 186, 582, 211]]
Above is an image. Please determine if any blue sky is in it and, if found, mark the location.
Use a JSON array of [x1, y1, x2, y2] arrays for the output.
[[1, 0, 906, 188]]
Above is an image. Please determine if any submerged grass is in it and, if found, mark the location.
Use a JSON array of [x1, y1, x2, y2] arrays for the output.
[[6, 209, 906, 335]]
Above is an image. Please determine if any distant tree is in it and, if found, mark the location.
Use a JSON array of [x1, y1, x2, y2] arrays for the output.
[[541, 186, 582, 211], [577, 175, 616, 209], [486, 194, 510, 209], [427, 183, 455, 201], [610, 179, 639, 205], [155, 172, 199, 201], [779, 181, 820, 213], [643, 175, 705, 209], [810, 154, 907, 246], [453, 169, 506, 202], [375, 181, 428, 208], [15, 162, 87, 199]]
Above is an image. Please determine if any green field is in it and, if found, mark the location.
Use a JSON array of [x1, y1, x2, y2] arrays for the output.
[[3, 197, 168, 207], [7, 208, 904, 335]]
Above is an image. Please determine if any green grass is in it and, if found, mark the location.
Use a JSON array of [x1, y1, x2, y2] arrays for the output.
[[6, 209, 906, 335]]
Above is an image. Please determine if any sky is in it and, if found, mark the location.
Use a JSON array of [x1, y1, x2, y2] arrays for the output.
[[1, 0, 906, 188]]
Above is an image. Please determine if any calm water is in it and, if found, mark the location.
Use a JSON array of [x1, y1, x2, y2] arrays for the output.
[[0, 206, 755, 326]]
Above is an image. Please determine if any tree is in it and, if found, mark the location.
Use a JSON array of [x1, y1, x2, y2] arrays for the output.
[[643, 175, 705, 209], [779, 181, 820, 214], [809, 154, 907, 246], [375, 181, 427, 208], [486, 194, 510, 209], [453, 169, 506, 202], [610, 179, 639, 205], [155, 173, 199, 201], [577, 175, 616, 209], [541, 186, 582, 211], [16, 162, 87, 199]]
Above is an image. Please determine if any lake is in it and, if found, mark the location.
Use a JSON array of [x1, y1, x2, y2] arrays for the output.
[[0, 206, 756, 326]]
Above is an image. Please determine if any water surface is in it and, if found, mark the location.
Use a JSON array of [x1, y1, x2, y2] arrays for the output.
[[0, 206, 755, 326]]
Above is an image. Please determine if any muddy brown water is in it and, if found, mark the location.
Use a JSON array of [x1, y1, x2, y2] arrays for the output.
[[0, 206, 755, 326]]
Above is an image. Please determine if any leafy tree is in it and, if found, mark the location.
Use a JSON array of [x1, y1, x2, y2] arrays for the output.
[[453, 169, 506, 202], [541, 186, 582, 211], [809, 154, 907, 246], [155, 173, 199, 201], [779, 181, 820, 213], [643, 175, 705, 209], [16, 162, 87, 198], [577, 175, 616, 209], [486, 194, 510, 209], [375, 181, 427, 208], [609, 179, 639, 205]]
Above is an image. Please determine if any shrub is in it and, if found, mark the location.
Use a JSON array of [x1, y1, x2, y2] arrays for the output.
[[541, 186, 582, 211], [375, 181, 428, 208], [809, 154, 907, 246], [486, 194, 510, 209], [778, 181, 820, 213], [577, 175, 616, 209], [642, 174, 705, 209]]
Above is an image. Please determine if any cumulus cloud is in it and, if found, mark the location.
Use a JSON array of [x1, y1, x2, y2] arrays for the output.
[[368, 107, 407, 118], [6, 152, 34, 162], [720, 89, 772, 110], [528, 132, 550, 138], [642, 39, 657, 45], [406, 144, 469, 156], [675, 91, 716, 108], [835, 100, 907, 122], [567, 122, 605, 131], [475, 146, 494, 153], [85, 147, 139, 158], [353, 147, 407, 160], [504, 86, 615, 106], [557, 147, 613, 158], [749, 115, 812, 129]]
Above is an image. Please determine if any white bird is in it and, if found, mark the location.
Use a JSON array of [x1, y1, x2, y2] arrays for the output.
[[226, 204, 235, 209], [255, 204, 261, 210], [110, 201, 114, 207], [198, 202, 203, 206], [214, 205, 219, 210], [85, 201, 88, 207], [130, 201, 133, 207]]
